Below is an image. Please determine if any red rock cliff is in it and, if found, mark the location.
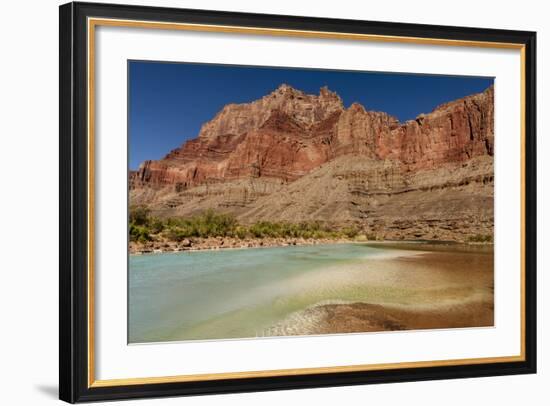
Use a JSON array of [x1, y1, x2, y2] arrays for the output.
[[130, 84, 494, 190]]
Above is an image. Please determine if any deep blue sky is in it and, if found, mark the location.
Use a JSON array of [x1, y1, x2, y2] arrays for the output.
[[129, 61, 493, 170]]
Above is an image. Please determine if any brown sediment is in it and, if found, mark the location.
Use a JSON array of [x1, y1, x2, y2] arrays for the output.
[[280, 300, 494, 336], [263, 247, 494, 336]]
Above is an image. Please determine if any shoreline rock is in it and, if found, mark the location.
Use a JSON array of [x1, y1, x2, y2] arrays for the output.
[[129, 236, 354, 255], [129, 236, 492, 255]]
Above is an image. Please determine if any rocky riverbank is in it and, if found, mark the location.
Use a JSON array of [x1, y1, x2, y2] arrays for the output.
[[129, 236, 355, 255], [129, 236, 494, 255]]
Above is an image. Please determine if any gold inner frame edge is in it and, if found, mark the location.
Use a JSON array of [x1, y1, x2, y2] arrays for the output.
[[87, 17, 527, 388]]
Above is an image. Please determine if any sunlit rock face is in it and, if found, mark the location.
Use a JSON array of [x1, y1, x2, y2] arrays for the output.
[[130, 84, 494, 241]]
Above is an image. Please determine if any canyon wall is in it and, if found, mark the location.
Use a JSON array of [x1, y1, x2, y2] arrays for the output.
[[130, 84, 494, 241]]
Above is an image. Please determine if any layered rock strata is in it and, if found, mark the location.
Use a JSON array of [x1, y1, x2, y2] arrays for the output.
[[130, 84, 494, 241]]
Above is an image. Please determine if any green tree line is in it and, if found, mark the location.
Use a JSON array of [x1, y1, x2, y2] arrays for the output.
[[129, 206, 359, 243]]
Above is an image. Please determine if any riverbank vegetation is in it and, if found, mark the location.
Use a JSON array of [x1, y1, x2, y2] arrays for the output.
[[466, 234, 493, 243], [129, 206, 360, 243], [129, 207, 494, 253]]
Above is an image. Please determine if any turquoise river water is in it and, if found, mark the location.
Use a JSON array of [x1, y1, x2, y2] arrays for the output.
[[128, 242, 492, 343]]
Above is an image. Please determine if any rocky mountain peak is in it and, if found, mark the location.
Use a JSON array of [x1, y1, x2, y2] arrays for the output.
[[130, 85, 494, 241], [135, 85, 494, 197], [264, 83, 343, 107], [319, 85, 340, 101], [197, 85, 344, 140], [432, 84, 494, 116], [271, 83, 302, 96]]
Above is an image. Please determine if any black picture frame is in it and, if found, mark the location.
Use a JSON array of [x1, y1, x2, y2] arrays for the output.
[[59, 1, 537, 403]]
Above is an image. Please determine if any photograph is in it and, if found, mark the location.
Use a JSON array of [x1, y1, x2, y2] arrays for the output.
[[128, 61, 495, 344], [54, 1, 537, 402]]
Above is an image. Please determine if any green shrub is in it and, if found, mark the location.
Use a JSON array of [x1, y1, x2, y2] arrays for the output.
[[128, 206, 368, 242], [233, 226, 249, 239], [195, 209, 237, 237], [467, 234, 493, 243], [249, 221, 277, 238], [163, 225, 191, 242], [342, 226, 360, 238], [129, 206, 150, 226], [129, 223, 151, 242], [149, 217, 164, 234]]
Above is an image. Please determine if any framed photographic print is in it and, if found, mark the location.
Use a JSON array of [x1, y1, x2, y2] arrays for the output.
[[59, 1, 537, 403]]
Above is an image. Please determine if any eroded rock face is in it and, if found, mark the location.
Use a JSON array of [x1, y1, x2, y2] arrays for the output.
[[130, 84, 494, 240], [199, 84, 344, 140], [383, 87, 494, 170], [131, 84, 493, 190]]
